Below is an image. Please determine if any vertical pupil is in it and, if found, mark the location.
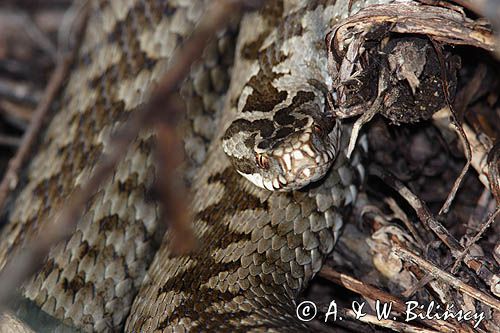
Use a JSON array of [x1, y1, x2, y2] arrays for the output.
[[256, 155, 267, 169]]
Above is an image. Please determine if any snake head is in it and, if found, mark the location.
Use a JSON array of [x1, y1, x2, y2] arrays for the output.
[[222, 110, 340, 191]]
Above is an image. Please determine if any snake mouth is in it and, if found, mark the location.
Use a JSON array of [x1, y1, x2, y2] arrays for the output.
[[237, 151, 334, 191], [229, 119, 341, 192], [237, 126, 339, 192], [242, 141, 335, 191], [273, 146, 335, 191]]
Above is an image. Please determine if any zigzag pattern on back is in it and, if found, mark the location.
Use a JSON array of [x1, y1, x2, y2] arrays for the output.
[[0, 0, 382, 331]]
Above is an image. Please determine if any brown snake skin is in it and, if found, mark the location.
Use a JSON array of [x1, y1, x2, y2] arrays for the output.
[[0, 0, 399, 331]]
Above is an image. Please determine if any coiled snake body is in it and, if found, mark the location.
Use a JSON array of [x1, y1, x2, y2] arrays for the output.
[[0, 0, 391, 331]]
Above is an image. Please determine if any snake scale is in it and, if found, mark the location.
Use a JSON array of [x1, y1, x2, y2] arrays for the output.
[[0, 0, 400, 331]]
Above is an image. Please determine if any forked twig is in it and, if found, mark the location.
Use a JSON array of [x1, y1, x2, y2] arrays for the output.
[[370, 165, 497, 287], [393, 246, 500, 312], [430, 40, 472, 215], [432, 108, 490, 190], [451, 208, 500, 273], [319, 267, 463, 333], [346, 91, 384, 159]]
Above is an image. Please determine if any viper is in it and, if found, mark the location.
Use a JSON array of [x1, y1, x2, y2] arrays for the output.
[[0, 0, 396, 331]]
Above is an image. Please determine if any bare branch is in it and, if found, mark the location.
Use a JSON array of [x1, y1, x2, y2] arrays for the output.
[[393, 246, 500, 312], [319, 267, 464, 333], [451, 208, 500, 274], [0, 4, 90, 214], [370, 164, 498, 289]]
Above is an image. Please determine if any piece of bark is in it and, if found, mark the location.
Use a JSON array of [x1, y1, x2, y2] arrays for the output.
[[326, 1, 494, 120]]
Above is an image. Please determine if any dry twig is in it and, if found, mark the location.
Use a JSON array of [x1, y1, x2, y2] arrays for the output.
[[0, 15, 88, 213], [487, 142, 500, 204], [0, 135, 21, 148], [431, 40, 472, 215], [448, 0, 500, 58], [0, 100, 33, 124], [370, 165, 498, 289], [16, 11, 57, 61], [319, 267, 463, 333], [432, 109, 491, 189], [154, 99, 195, 255], [393, 246, 500, 312], [451, 208, 500, 274]]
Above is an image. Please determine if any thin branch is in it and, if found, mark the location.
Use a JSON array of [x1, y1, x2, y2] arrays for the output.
[[370, 165, 497, 287], [319, 267, 464, 333], [432, 108, 490, 190], [430, 40, 472, 216], [385, 197, 426, 248], [401, 273, 436, 299], [436, 98, 472, 216], [451, 208, 500, 273], [0, 52, 80, 212], [154, 99, 195, 255], [16, 11, 58, 61], [346, 92, 384, 159], [0, 100, 33, 124], [487, 141, 500, 204], [0, 135, 21, 148], [393, 246, 500, 312]]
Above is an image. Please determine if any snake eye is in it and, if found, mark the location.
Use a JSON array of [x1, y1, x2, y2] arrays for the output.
[[256, 154, 270, 169]]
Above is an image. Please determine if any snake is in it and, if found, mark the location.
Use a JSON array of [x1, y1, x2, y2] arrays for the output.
[[0, 0, 398, 331]]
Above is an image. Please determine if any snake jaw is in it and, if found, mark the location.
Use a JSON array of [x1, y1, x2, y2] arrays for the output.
[[224, 117, 341, 192], [223, 108, 341, 191], [273, 125, 338, 190], [236, 126, 338, 191]]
